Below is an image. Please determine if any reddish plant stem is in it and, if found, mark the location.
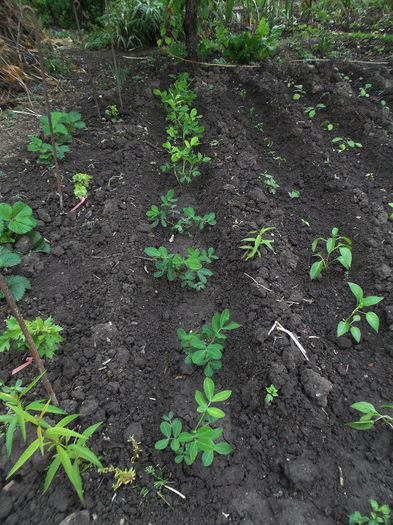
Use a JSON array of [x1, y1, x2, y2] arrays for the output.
[[0, 274, 58, 405], [22, 6, 63, 210]]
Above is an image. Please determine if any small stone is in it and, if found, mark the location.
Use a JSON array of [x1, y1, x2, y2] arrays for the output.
[[377, 264, 391, 279], [301, 368, 333, 407], [37, 208, 51, 223], [59, 510, 90, 525], [80, 399, 98, 416], [123, 422, 143, 443], [14, 235, 33, 254]]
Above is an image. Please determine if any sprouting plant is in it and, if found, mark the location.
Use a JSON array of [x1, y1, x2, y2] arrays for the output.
[[288, 190, 300, 198], [292, 84, 306, 100], [260, 171, 279, 195], [178, 309, 241, 377], [255, 122, 264, 132], [321, 120, 338, 131], [0, 316, 64, 359], [0, 201, 37, 245], [347, 402, 393, 431], [300, 218, 310, 227], [155, 377, 233, 467], [365, 172, 374, 180], [146, 189, 215, 236], [239, 226, 275, 261], [250, 106, 255, 115], [358, 83, 372, 97], [144, 246, 218, 291], [332, 137, 362, 151], [0, 372, 102, 504], [272, 155, 287, 166], [263, 136, 274, 149], [105, 104, 122, 123], [310, 227, 352, 280], [337, 282, 383, 343], [304, 103, 326, 118], [72, 173, 91, 199], [265, 385, 278, 406], [348, 499, 390, 524], [388, 203, 393, 219], [381, 100, 389, 111], [40, 111, 86, 144], [142, 465, 185, 505]]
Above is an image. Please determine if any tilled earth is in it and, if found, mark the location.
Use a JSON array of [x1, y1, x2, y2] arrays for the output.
[[0, 49, 393, 524]]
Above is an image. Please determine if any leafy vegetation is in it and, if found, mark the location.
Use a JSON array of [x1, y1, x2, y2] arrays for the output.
[[177, 309, 241, 377], [0, 373, 102, 504], [72, 173, 91, 199], [0, 316, 64, 359], [347, 402, 393, 431], [155, 377, 232, 467], [239, 227, 276, 260], [337, 283, 383, 343], [265, 384, 279, 407], [310, 227, 352, 280], [348, 499, 390, 524], [144, 246, 218, 291]]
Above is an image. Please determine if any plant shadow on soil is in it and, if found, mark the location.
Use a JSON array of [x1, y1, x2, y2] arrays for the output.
[[0, 49, 393, 524]]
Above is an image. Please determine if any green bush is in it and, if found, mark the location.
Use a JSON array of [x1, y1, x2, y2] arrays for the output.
[[87, 0, 164, 49], [22, 0, 101, 28]]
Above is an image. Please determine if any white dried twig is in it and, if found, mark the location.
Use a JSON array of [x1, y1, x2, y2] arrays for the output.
[[268, 321, 309, 361]]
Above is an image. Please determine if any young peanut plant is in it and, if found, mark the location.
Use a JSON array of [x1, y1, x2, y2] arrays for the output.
[[177, 309, 241, 377], [146, 189, 215, 236], [265, 385, 278, 406], [144, 246, 218, 291], [337, 282, 383, 343], [349, 499, 390, 525], [161, 138, 211, 183], [239, 227, 275, 260], [304, 103, 326, 118], [155, 377, 233, 467], [310, 227, 352, 280]]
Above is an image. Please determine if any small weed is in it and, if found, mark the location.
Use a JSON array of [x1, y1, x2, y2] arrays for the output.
[[321, 120, 338, 131], [300, 218, 310, 227], [265, 385, 278, 406], [365, 172, 374, 180], [388, 203, 393, 219], [381, 100, 389, 111], [72, 173, 91, 199], [239, 227, 275, 260], [292, 84, 306, 100], [105, 105, 123, 123], [288, 190, 300, 198], [337, 282, 383, 343]]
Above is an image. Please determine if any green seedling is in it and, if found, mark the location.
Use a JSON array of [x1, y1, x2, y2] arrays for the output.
[[292, 84, 306, 100], [347, 402, 393, 431], [381, 100, 389, 111], [321, 120, 338, 131], [239, 226, 275, 260], [263, 136, 274, 149], [178, 309, 241, 377], [337, 282, 383, 343], [28, 136, 70, 167], [332, 137, 362, 151], [256, 122, 264, 132], [72, 173, 91, 199], [300, 218, 310, 227], [304, 103, 326, 118], [0, 372, 102, 504], [144, 246, 218, 291], [310, 227, 352, 280], [388, 203, 393, 219], [146, 189, 215, 236], [365, 172, 374, 180], [358, 83, 372, 97], [40, 111, 86, 144], [260, 171, 279, 195], [288, 190, 300, 198], [0, 315, 64, 358], [349, 499, 390, 524], [155, 377, 233, 467], [105, 104, 123, 123], [272, 155, 287, 166], [265, 384, 278, 406]]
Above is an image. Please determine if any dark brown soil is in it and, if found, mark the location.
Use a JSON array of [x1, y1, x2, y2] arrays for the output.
[[0, 48, 393, 524]]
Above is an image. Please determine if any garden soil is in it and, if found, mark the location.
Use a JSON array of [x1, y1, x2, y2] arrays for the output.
[[0, 48, 393, 524]]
